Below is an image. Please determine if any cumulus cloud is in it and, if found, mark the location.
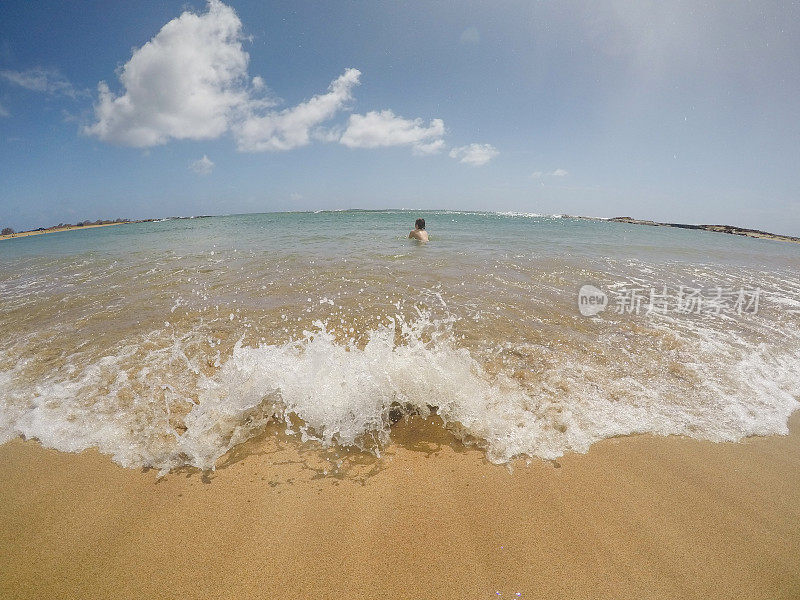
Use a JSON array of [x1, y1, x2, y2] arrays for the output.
[[552, 168, 569, 177], [0, 67, 81, 98], [189, 155, 214, 175], [339, 109, 445, 155], [234, 68, 360, 152], [449, 143, 498, 166], [81, 0, 494, 159], [82, 0, 361, 153], [460, 27, 480, 44], [84, 0, 256, 147]]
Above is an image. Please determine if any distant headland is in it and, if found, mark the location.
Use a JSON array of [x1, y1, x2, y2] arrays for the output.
[[0, 216, 212, 241], [604, 216, 800, 244]]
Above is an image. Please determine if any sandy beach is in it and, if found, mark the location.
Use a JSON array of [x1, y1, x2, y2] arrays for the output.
[[3, 0, 799, 597], [2, 413, 798, 600], [0, 221, 129, 241]]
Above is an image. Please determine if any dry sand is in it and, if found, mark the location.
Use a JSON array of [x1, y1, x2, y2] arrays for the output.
[[0, 222, 128, 241], [1, 414, 799, 600]]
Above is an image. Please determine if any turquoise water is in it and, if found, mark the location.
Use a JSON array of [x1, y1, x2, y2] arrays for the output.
[[4, 210, 799, 267], [1, 210, 799, 472]]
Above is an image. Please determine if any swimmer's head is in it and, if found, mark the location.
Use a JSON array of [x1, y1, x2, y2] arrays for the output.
[[415, 218, 425, 230]]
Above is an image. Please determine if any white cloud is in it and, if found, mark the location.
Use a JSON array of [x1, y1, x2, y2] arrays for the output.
[[82, 0, 359, 153], [84, 0, 357, 153], [532, 168, 569, 178], [189, 154, 214, 175], [339, 109, 445, 155], [84, 0, 257, 147], [311, 125, 346, 143], [0, 67, 81, 98], [449, 143, 498, 166], [234, 68, 360, 152], [0, 102, 8, 117], [81, 1, 493, 160], [412, 139, 446, 156], [460, 27, 480, 44]]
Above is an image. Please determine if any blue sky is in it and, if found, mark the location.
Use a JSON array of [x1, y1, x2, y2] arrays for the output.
[[1, 1, 798, 234]]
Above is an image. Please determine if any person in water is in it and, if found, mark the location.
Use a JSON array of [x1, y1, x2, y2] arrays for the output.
[[409, 218, 429, 242]]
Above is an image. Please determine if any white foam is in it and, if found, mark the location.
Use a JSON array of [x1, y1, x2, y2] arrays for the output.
[[1, 311, 798, 475]]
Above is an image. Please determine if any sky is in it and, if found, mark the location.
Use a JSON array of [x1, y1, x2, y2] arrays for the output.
[[1, 0, 799, 234]]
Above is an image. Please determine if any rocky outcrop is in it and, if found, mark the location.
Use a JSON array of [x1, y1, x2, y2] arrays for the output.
[[608, 217, 800, 244]]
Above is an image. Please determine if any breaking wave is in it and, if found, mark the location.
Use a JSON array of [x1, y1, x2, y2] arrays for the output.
[[1, 311, 798, 475]]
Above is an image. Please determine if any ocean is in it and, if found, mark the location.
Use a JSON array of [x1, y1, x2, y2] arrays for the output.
[[1, 210, 798, 474]]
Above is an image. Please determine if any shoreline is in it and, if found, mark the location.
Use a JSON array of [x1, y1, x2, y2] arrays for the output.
[[1, 414, 799, 599], [604, 215, 800, 244], [0, 220, 131, 241], [0, 215, 212, 241], [4, 211, 798, 245]]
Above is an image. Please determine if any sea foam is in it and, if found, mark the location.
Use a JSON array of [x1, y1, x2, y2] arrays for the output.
[[1, 310, 797, 475]]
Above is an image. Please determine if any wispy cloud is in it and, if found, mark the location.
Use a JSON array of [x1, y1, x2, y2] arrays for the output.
[[449, 143, 498, 166], [0, 67, 82, 98], [189, 155, 214, 175], [235, 68, 360, 152], [0, 101, 8, 117], [532, 168, 569, 178]]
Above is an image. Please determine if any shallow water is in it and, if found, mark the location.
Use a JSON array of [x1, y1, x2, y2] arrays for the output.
[[1, 210, 799, 473]]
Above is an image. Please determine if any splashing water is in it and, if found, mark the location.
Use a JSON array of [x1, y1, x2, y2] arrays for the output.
[[1, 210, 799, 473]]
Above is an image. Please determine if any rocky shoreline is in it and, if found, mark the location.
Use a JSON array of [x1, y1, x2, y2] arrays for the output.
[[605, 216, 800, 244]]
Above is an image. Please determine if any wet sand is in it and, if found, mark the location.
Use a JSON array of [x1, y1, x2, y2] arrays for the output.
[[1, 414, 799, 600]]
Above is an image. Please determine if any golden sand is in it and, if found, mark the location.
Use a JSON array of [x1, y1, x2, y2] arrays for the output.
[[0, 221, 129, 241], [1, 414, 799, 600]]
